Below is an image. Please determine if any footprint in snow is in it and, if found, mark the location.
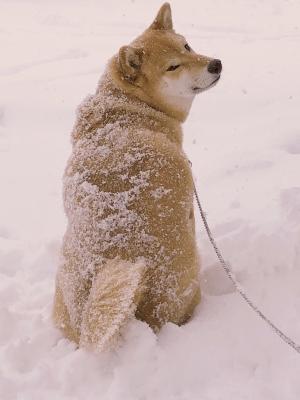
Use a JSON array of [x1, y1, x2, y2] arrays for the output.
[[0, 105, 4, 137], [201, 263, 236, 296], [212, 219, 243, 238], [280, 187, 300, 226], [283, 134, 300, 155]]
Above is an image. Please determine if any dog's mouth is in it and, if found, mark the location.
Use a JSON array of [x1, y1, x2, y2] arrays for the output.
[[192, 75, 221, 93]]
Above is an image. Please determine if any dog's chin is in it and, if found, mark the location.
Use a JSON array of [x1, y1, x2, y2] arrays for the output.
[[192, 75, 221, 94]]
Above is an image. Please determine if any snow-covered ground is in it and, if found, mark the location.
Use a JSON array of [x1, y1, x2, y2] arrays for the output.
[[1, 0, 300, 398]]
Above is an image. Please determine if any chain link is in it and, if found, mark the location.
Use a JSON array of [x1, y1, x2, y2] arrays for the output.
[[192, 178, 300, 355]]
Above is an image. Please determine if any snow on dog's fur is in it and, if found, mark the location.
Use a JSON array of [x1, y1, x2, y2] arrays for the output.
[[53, 2, 222, 351]]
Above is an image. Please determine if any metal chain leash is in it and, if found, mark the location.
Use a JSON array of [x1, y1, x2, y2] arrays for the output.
[[192, 178, 300, 354]]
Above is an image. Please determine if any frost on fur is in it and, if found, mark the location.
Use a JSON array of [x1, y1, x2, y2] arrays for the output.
[[53, 72, 200, 350]]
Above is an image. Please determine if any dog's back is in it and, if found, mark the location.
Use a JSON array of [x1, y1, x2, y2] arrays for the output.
[[53, 74, 200, 350]]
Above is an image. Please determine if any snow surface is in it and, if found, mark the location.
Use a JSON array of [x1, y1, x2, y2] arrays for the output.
[[0, 0, 300, 398]]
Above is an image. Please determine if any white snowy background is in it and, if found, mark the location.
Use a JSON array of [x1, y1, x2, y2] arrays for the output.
[[1, 0, 300, 399]]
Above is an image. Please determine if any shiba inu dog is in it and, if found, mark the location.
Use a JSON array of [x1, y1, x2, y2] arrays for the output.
[[53, 2, 222, 351]]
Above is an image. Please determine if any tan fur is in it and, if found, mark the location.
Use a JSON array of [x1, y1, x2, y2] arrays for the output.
[[53, 3, 221, 351]]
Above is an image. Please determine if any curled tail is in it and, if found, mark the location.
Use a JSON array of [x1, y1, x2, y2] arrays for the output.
[[80, 258, 145, 352]]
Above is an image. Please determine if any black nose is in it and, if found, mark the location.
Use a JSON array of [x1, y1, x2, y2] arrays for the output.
[[208, 59, 222, 74]]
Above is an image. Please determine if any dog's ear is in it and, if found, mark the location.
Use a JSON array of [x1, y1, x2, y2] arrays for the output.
[[118, 46, 144, 82], [149, 3, 173, 31]]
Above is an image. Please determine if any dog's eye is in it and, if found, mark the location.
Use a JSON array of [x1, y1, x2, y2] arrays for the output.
[[184, 44, 191, 52], [166, 64, 180, 72]]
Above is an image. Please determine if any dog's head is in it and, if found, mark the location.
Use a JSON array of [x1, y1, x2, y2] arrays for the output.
[[115, 3, 222, 121]]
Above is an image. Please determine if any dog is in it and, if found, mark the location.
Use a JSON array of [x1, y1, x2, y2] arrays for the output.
[[53, 2, 222, 351]]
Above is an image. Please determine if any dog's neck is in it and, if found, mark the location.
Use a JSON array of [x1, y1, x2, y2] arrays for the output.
[[95, 71, 183, 146]]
